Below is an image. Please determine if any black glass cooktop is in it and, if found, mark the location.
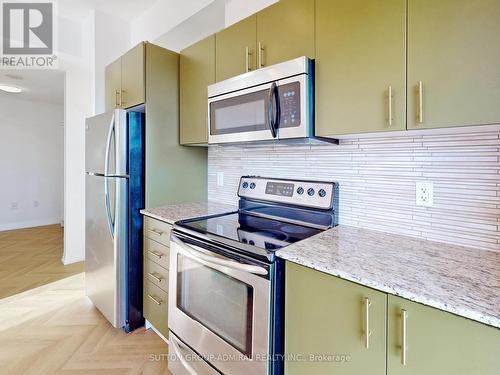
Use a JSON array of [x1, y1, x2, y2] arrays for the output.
[[178, 212, 323, 251]]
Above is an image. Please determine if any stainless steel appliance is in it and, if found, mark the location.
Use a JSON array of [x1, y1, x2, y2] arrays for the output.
[[208, 57, 314, 144], [85, 109, 145, 331], [168, 176, 338, 375]]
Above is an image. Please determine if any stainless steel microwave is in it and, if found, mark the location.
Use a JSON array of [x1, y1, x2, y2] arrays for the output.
[[208, 56, 313, 144]]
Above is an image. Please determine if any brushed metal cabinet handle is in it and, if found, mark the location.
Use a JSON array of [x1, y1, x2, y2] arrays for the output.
[[365, 297, 372, 349], [148, 294, 162, 305], [401, 309, 408, 366], [148, 272, 163, 282], [387, 86, 393, 127], [115, 89, 120, 108], [417, 81, 423, 124], [150, 228, 164, 236], [148, 250, 163, 259], [258, 42, 265, 69], [245, 47, 253, 72], [121, 89, 125, 107]]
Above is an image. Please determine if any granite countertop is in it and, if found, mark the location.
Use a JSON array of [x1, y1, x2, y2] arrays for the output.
[[140, 201, 237, 225], [276, 225, 500, 329]]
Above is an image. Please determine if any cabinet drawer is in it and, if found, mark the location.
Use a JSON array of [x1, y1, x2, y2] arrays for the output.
[[144, 280, 168, 338], [144, 216, 172, 246], [144, 237, 170, 270], [144, 258, 169, 292]]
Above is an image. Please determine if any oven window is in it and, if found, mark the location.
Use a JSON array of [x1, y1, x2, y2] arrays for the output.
[[177, 254, 254, 357], [210, 88, 268, 135]]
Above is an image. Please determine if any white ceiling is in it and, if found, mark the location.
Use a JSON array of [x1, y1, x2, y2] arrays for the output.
[[0, 70, 65, 105], [60, 0, 158, 21]]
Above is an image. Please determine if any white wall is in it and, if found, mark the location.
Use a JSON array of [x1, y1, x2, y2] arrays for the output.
[[0, 96, 64, 231], [57, 12, 95, 265], [224, 0, 278, 26], [94, 10, 131, 114]]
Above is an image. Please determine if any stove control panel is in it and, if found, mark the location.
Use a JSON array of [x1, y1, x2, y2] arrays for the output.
[[238, 176, 336, 210]]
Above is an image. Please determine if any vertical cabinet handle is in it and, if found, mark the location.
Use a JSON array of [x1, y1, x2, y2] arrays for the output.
[[387, 86, 393, 127], [364, 297, 372, 349], [115, 89, 120, 108], [245, 47, 253, 72], [121, 89, 125, 107], [416, 81, 423, 124], [401, 309, 408, 366], [258, 42, 265, 69]]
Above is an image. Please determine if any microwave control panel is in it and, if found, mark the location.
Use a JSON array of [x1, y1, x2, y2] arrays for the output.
[[279, 81, 301, 128]]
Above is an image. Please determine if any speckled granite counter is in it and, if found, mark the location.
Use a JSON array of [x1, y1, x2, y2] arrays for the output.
[[140, 201, 237, 225], [276, 225, 500, 329]]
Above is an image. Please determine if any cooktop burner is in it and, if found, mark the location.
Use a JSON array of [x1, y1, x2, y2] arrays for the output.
[[177, 212, 323, 251]]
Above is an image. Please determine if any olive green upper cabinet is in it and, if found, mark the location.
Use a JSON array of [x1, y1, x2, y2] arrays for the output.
[[216, 16, 257, 82], [285, 262, 387, 375], [387, 295, 500, 375], [256, 0, 315, 68], [180, 35, 215, 145], [104, 42, 145, 111], [408, 0, 500, 129], [105, 58, 121, 111], [315, 0, 406, 136], [120, 42, 145, 109]]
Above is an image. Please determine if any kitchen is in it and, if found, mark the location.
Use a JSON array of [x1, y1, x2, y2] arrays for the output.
[[0, 0, 498, 374]]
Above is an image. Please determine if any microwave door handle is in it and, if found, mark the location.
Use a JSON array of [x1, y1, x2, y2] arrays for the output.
[[171, 235, 268, 276], [267, 82, 278, 138]]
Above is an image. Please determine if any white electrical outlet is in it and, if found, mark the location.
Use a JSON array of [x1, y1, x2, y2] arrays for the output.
[[416, 182, 434, 207], [217, 172, 224, 187]]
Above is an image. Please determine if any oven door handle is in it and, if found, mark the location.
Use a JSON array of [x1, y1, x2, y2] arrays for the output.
[[170, 335, 198, 375], [171, 235, 268, 276]]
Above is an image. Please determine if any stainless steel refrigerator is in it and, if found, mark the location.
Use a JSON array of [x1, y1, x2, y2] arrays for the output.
[[85, 109, 145, 331]]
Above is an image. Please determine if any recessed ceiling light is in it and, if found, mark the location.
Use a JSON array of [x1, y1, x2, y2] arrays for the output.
[[4, 73, 23, 80], [0, 84, 22, 93]]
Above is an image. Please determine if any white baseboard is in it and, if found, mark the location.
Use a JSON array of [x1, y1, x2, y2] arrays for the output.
[[0, 218, 62, 232], [61, 254, 85, 265]]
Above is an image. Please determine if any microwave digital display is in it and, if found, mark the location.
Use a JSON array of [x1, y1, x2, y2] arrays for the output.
[[265, 182, 294, 197]]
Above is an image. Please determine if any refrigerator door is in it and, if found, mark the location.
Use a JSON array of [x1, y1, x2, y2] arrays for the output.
[[85, 173, 128, 328], [85, 108, 129, 329], [85, 109, 127, 177]]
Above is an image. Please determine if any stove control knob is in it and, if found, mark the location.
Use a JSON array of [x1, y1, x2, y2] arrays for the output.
[[249, 240, 255, 246], [318, 189, 327, 197], [296, 187, 304, 195], [307, 188, 315, 196], [242, 182, 249, 189], [250, 182, 256, 189]]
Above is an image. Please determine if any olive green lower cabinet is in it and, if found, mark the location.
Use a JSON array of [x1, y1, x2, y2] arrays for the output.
[[285, 262, 500, 375], [143, 216, 171, 338], [387, 295, 500, 375], [285, 262, 387, 375]]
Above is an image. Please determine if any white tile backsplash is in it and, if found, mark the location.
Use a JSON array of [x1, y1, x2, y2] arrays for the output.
[[208, 128, 500, 252]]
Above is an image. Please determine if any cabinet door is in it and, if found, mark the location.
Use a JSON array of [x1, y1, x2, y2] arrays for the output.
[[121, 42, 145, 109], [408, 0, 500, 129], [285, 262, 387, 375], [216, 15, 257, 82], [180, 36, 215, 145], [387, 295, 500, 375], [315, 0, 406, 136], [105, 58, 121, 111], [256, 0, 314, 68]]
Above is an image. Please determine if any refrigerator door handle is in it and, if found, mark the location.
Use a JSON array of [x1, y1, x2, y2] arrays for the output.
[[104, 114, 115, 238]]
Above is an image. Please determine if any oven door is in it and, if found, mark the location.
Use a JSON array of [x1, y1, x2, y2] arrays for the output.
[[169, 233, 270, 375], [208, 74, 310, 144]]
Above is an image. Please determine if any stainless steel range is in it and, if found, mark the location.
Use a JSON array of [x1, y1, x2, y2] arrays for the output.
[[168, 176, 338, 375]]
